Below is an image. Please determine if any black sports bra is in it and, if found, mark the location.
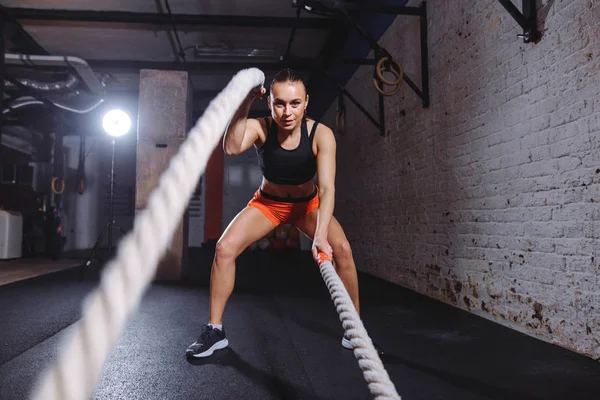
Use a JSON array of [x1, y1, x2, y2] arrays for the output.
[[255, 117, 318, 185]]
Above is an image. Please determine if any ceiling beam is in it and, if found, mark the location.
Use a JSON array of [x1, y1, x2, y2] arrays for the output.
[[0, 6, 49, 55], [292, 0, 422, 16], [86, 57, 375, 73], [4, 7, 339, 30], [327, 2, 421, 16], [87, 59, 306, 72]]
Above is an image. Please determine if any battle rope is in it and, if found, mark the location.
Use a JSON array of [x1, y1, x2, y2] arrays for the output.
[[29, 67, 400, 400], [29, 67, 266, 400], [318, 253, 401, 400]]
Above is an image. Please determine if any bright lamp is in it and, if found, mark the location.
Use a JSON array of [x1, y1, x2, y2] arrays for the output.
[[102, 109, 131, 137]]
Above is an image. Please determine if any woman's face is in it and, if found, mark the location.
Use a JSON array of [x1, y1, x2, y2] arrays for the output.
[[268, 80, 309, 131]]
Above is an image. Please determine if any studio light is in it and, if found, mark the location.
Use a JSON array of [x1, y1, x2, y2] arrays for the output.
[[102, 109, 131, 137], [80, 108, 132, 279]]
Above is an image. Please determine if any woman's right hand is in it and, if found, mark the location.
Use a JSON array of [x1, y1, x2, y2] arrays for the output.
[[246, 86, 266, 101]]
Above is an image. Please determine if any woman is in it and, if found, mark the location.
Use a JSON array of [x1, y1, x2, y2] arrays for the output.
[[186, 68, 361, 358]]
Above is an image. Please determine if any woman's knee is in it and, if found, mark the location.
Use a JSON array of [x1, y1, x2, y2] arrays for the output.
[[215, 236, 242, 265], [334, 240, 353, 264]]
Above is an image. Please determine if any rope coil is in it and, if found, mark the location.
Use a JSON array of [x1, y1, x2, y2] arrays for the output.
[[317, 253, 401, 400], [29, 67, 400, 400]]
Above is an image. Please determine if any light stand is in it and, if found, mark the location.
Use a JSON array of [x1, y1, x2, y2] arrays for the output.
[[79, 109, 131, 281], [108, 137, 116, 256]]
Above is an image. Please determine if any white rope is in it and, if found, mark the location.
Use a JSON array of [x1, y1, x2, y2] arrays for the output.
[[318, 255, 401, 400], [29, 67, 266, 400], [28, 66, 401, 400]]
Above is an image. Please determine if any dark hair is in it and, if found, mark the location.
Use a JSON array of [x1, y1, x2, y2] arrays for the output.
[[270, 68, 307, 95]]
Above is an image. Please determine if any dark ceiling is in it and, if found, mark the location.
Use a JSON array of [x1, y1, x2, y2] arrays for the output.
[[1, 0, 412, 156]]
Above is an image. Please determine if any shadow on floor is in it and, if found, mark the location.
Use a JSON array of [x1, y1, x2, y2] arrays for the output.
[[187, 348, 329, 400]]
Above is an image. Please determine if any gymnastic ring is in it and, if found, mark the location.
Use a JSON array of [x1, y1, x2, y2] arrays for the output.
[[376, 56, 403, 87], [373, 77, 402, 96], [51, 177, 65, 195]]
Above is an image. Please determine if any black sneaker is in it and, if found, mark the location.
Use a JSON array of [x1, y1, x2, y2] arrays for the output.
[[341, 332, 353, 349], [186, 324, 229, 358], [341, 332, 384, 356]]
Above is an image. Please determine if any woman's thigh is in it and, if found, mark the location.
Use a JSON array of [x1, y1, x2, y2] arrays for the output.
[[294, 209, 350, 250], [218, 206, 277, 253]]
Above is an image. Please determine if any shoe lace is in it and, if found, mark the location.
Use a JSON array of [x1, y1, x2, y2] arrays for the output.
[[198, 324, 212, 343]]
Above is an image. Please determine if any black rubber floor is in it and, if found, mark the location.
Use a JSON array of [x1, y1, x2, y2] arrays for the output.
[[1, 250, 599, 400]]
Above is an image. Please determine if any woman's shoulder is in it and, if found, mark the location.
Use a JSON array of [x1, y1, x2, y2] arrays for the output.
[[306, 118, 333, 135]]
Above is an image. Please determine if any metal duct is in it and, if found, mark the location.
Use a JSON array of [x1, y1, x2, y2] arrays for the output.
[[5, 53, 105, 94], [4, 74, 79, 92]]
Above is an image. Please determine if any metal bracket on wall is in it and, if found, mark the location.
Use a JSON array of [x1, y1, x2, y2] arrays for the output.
[[293, 1, 429, 136], [328, 73, 387, 136], [334, 2, 429, 109], [497, 0, 540, 43]]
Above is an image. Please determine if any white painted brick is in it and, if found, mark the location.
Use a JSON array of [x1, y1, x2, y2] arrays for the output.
[[520, 238, 558, 254], [526, 253, 567, 272], [523, 67, 551, 92], [550, 135, 595, 158], [567, 256, 598, 274], [583, 111, 600, 134], [558, 167, 598, 187], [526, 84, 549, 103], [549, 101, 594, 130], [505, 65, 528, 88], [519, 159, 558, 178], [501, 152, 531, 169], [527, 96, 560, 120], [521, 187, 584, 207], [552, 203, 595, 221], [517, 175, 559, 193], [524, 222, 564, 238], [561, 222, 596, 238], [557, 156, 584, 171], [330, 0, 600, 360], [564, 272, 598, 292], [530, 145, 551, 161], [510, 266, 561, 286]]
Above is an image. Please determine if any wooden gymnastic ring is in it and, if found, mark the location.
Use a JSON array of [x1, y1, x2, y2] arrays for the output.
[[373, 77, 402, 96], [376, 56, 403, 87], [51, 177, 65, 194], [336, 103, 346, 135]]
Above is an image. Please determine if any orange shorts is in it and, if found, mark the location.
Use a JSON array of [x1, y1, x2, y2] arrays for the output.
[[248, 186, 319, 226]]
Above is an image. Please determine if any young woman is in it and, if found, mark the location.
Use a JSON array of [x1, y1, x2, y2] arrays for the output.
[[186, 68, 361, 358]]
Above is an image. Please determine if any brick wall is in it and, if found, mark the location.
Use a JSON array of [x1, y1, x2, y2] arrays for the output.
[[325, 0, 600, 359]]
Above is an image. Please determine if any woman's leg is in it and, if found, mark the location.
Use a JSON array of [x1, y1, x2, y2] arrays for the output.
[[209, 206, 277, 324], [294, 211, 360, 315]]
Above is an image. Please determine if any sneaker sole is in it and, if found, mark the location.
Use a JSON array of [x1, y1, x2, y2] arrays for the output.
[[187, 338, 229, 358], [341, 337, 353, 350]]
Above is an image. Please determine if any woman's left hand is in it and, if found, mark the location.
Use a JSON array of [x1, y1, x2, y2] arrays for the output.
[[312, 234, 333, 263]]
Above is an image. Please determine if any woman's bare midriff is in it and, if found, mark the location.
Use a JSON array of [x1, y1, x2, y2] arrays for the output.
[[260, 178, 315, 199]]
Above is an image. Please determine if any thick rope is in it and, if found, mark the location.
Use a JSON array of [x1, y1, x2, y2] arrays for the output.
[[318, 253, 401, 400], [29, 67, 266, 400]]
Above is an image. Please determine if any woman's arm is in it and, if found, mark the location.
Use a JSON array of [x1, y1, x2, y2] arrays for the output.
[[313, 124, 337, 259], [223, 88, 265, 155]]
